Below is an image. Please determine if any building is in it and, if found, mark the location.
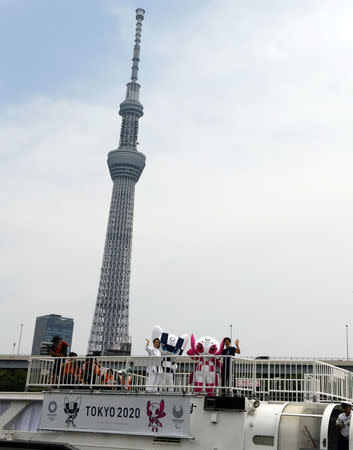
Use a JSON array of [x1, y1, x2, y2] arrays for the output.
[[31, 314, 74, 355], [39, 342, 52, 356], [88, 9, 146, 355]]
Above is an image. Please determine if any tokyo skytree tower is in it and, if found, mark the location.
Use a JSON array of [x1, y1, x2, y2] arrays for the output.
[[88, 9, 146, 355]]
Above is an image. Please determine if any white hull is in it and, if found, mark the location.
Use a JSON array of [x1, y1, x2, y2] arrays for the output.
[[0, 391, 350, 449]]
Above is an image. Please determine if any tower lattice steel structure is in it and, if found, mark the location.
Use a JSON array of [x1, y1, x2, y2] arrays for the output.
[[88, 8, 146, 355]]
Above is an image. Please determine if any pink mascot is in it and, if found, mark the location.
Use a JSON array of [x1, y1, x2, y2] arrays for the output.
[[187, 334, 225, 394]]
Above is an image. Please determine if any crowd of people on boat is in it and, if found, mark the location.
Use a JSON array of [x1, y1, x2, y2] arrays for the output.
[[48, 328, 241, 394], [48, 336, 125, 387]]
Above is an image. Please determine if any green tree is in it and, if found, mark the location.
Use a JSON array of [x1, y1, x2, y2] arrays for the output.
[[0, 368, 27, 391]]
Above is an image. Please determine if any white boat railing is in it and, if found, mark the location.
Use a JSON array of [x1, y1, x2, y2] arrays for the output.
[[25, 355, 353, 401]]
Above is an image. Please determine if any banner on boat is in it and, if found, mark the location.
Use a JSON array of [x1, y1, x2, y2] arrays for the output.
[[39, 392, 191, 438]]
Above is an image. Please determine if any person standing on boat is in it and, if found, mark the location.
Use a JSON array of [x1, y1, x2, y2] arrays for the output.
[[49, 335, 69, 383], [221, 337, 240, 394], [83, 351, 102, 386], [145, 337, 161, 391], [336, 401, 352, 449]]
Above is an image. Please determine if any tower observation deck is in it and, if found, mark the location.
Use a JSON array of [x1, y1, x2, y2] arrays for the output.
[[88, 9, 146, 355]]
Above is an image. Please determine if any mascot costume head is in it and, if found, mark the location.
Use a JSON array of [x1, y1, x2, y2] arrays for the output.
[[187, 335, 225, 357], [152, 325, 188, 356]]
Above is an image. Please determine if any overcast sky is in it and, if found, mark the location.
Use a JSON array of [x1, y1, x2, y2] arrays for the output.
[[1, 0, 353, 358]]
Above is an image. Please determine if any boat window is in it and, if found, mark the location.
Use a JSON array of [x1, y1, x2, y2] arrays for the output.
[[0, 401, 10, 416], [253, 435, 274, 445]]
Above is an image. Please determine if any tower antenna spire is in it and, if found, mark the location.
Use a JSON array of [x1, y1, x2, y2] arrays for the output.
[[131, 8, 145, 82]]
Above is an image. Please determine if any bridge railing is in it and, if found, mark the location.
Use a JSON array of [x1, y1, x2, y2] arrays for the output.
[[25, 355, 353, 401], [251, 359, 353, 402]]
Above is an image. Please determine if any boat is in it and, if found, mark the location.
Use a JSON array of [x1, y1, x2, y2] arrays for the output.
[[0, 353, 351, 449]]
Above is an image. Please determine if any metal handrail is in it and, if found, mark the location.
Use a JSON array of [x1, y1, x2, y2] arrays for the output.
[[25, 355, 353, 402]]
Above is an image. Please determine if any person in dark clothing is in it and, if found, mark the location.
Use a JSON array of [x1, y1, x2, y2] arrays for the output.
[[336, 402, 352, 450], [221, 337, 240, 394], [49, 336, 69, 357], [49, 336, 69, 384], [83, 351, 102, 386]]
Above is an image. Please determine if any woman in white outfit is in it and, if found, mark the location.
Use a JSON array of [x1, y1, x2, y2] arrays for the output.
[[145, 337, 161, 392]]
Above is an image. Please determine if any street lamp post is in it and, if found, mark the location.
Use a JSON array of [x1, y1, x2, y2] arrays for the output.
[[230, 324, 233, 341], [346, 324, 349, 360], [17, 324, 23, 356]]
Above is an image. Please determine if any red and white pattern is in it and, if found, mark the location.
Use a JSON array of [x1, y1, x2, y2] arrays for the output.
[[187, 334, 225, 395]]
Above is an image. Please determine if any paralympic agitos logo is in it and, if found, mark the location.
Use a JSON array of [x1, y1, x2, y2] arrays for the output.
[[172, 404, 184, 429]]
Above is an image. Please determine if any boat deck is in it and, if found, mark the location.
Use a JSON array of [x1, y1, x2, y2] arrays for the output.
[[25, 355, 353, 402]]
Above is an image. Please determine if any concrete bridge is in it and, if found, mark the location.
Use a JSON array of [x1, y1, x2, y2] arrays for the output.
[[0, 355, 31, 369]]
